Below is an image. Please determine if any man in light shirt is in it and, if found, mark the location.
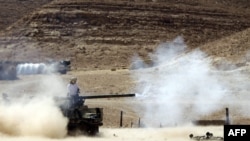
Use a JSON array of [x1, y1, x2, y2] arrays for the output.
[[67, 77, 80, 97], [67, 77, 81, 107]]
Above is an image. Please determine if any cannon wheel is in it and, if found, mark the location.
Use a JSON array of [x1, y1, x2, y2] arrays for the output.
[[88, 125, 99, 135], [79, 123, 99, 135]]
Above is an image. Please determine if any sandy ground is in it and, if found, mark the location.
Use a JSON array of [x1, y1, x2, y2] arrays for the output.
[[0, 126, 223, 141]]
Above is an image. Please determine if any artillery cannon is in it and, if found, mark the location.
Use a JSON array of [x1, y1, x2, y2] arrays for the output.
[[55, 94, 135, 135]]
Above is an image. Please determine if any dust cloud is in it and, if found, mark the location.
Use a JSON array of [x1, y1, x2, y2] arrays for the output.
[[0, 75, 68, 138]]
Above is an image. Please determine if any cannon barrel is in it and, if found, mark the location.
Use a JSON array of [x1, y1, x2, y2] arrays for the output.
[[79, 93, 135, 99], [54, 93, 136, 101]]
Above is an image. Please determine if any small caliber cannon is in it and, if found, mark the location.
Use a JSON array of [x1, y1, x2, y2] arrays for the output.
[[55, 94, 135, 135]]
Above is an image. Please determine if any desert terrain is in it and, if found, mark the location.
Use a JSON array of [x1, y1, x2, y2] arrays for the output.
[[1, 0, 250, 141]]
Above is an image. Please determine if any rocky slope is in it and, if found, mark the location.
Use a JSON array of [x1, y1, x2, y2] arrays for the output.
[[0, 0, 250, 70], [0, 0, 53, 31]]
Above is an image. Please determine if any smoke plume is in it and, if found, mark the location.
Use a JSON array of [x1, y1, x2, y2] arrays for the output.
[[131, 36, 250, 127]]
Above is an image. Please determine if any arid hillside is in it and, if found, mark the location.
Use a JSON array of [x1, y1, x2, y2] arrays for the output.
[[0, 0, 250, 70], [0, 0, 53, 31]]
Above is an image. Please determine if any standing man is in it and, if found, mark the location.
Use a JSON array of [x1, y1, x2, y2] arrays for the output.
[[66, 77, 82, 118], [67, 77, 80, 97], [67, 77, 81, 108]]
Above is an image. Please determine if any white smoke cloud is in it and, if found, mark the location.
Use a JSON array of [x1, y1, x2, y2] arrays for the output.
[[150, 36, 187, 66], [131, 36, 229, 127], [16, 63, 61, 75], [35, 75, 68, 97]]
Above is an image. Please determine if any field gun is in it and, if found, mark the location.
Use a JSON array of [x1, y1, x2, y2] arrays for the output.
[[55, 93, 135, 135]]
